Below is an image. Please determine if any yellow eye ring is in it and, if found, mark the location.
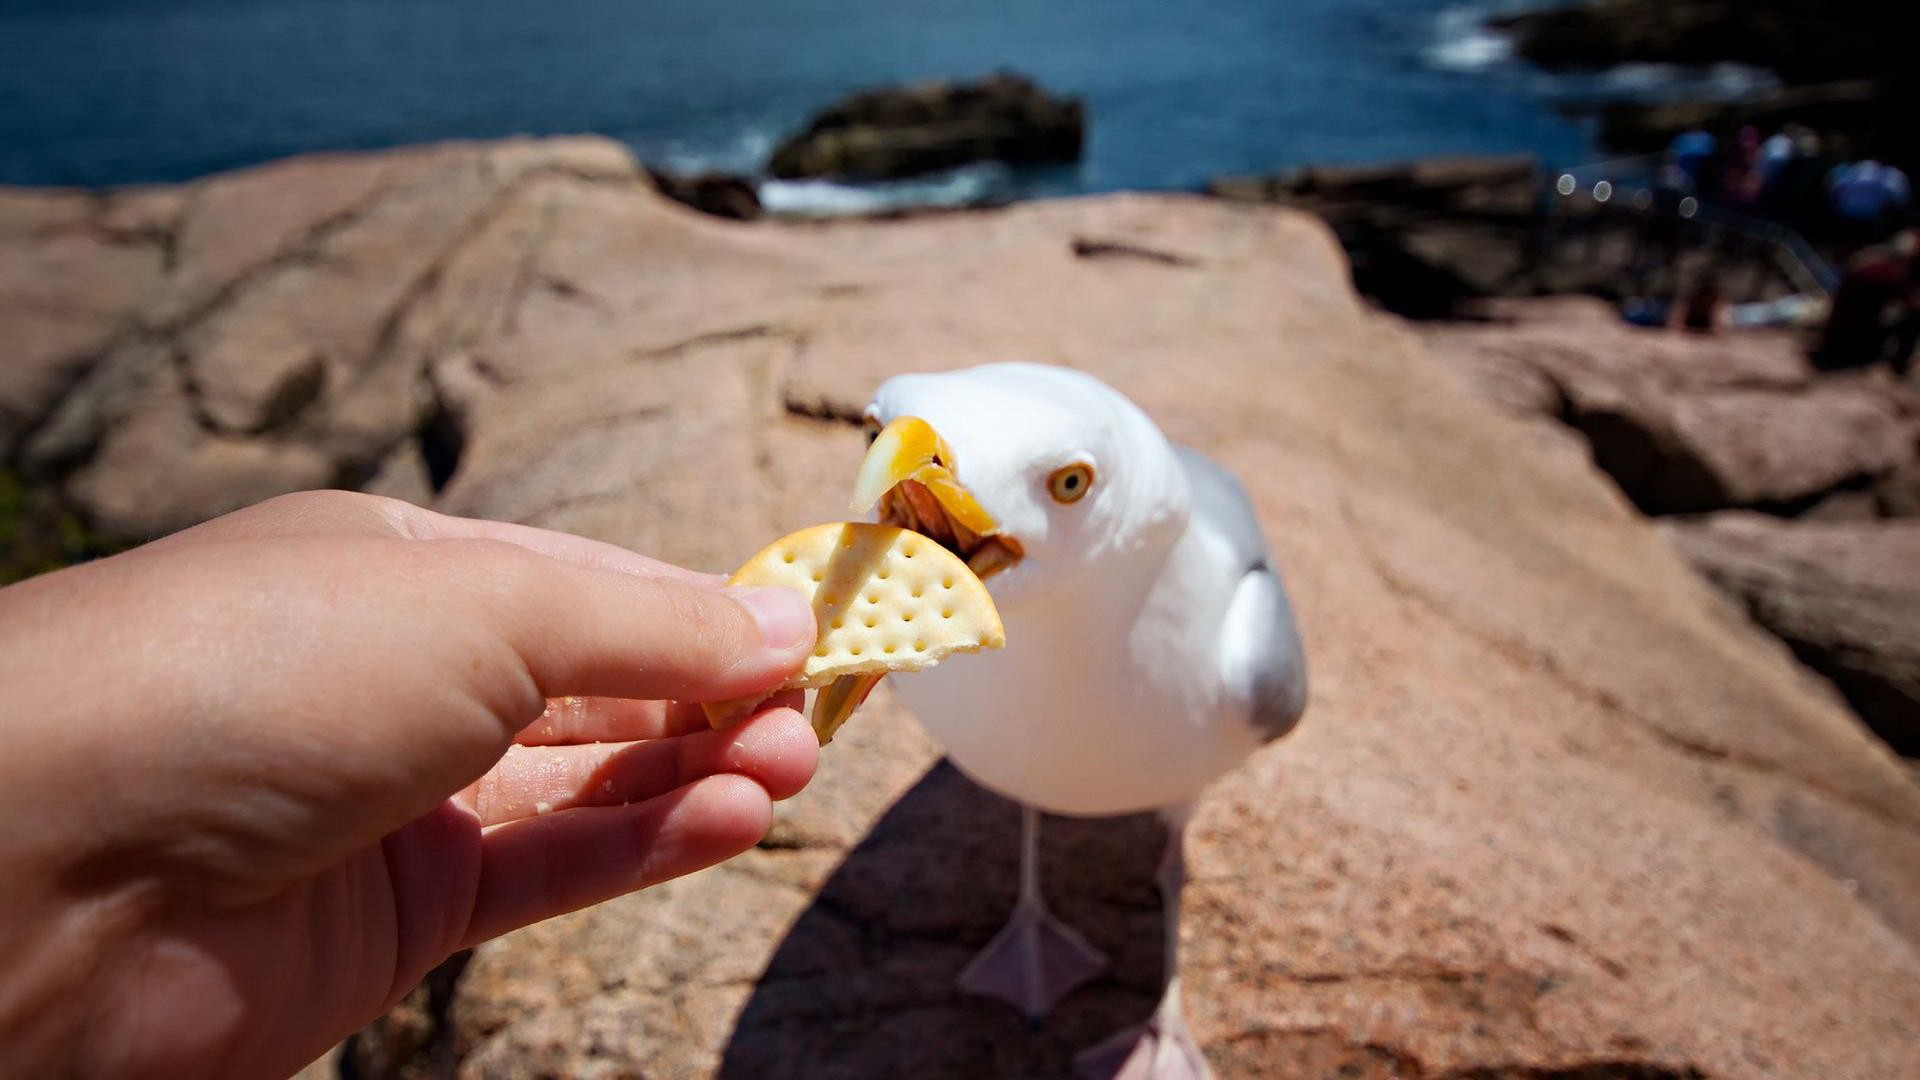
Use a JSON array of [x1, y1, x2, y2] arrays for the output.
[[1048, 463, 1095, 504]]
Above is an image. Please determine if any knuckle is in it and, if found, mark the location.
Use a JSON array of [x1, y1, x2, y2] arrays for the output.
[[437, 537, 543, 579], [640, 579, 752, 660], [255, 489, 417, 535]]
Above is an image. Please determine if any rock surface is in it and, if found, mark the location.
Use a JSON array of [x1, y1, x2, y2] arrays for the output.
[[1667, 513, 1920, 756], [644, 168, 763, 221], [1418, 298, 1920, 515], [1211, 156, 1547, 320], [1210, 157, 1808, 321], [767, 73, 1084, 181], [4, 140, 1920, 1079]]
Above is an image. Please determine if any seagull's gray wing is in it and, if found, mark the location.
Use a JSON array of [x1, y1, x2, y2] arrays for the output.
[[1177, 446, 1308, 742]]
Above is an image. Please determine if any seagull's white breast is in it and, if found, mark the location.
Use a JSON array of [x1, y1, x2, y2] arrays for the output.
[[890, 518, 1263, 817]]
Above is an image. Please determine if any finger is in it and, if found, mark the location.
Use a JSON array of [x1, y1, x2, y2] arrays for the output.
[[406, 511, 724, 584], [517, 697, 682, 745], [461, 773, 772, 947], [465, 707, 817, 825], [441, 540, 815, 704], [515, 690, 804, 746], [160, 490, 725, 584], [148, 489, 414, 548]]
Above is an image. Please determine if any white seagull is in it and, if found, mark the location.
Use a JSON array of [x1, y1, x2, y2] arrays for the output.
[[826, 363, 1308, 1079]]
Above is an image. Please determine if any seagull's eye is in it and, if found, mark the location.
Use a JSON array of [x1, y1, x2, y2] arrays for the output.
[[1047, 463, 1095, 504]]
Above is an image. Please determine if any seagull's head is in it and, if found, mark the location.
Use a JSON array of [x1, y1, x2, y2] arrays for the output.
[[852, 363, 1190, 606]]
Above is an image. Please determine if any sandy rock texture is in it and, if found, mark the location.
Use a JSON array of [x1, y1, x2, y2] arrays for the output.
[[1420, 298, 1920, 770], [1417, 298, 1920, 516], [4, 139, 1919, 1079], [1, 137, 637, 538], [1667, 514, 1920, 756]]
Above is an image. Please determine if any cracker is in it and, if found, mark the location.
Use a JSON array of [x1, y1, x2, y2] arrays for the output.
[[702, 523, 1005, 732]]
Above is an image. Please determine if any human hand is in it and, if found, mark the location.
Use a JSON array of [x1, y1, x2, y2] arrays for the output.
[[0, 491, 819, 1079]]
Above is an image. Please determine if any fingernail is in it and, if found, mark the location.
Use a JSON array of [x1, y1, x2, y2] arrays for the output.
[[726, 586, 815, 651]]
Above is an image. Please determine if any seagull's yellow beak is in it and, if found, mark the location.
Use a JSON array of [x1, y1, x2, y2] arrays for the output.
[[851, 415, 999, 540], [818, 414, 1022, 738]]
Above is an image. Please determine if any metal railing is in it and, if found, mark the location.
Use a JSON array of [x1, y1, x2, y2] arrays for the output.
[[1547, 161, 1839, 296]]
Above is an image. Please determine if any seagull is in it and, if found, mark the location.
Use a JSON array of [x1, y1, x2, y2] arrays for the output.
[[825, 362, 1308, 1079]]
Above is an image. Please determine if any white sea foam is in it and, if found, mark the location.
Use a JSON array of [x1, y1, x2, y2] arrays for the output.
[[1595, 62, 1779, 102], [758, 162, 1013, 217], [642, 126, 780, 176], [1426, 7, 1514, 72], [1425, 6, 1780, 105]]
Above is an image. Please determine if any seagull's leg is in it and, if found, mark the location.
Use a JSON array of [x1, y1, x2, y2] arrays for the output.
[[1074, 806, 1214, 1080], [958, 804, 1108, 1019]]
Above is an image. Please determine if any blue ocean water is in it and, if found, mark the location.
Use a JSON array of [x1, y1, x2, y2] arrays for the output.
[[0, 0, 1773, 206]]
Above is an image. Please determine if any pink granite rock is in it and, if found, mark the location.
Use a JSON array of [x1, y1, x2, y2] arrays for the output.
[[3, 144, 1916, 1079]]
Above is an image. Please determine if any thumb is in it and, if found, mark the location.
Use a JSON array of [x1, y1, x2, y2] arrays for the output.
[[444, 539, 817, 706]]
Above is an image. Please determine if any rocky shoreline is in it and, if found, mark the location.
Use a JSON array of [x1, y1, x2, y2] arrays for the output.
[[1496, 0, 1911, 169], [767, 73, 1083, 183], [1417, 299, 1920, 755], [4, 136, 1918, 1078]]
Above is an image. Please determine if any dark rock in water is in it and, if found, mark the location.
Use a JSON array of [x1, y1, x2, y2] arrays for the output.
[[645, 167, 762, 220], [1499, 0, 1914, 172], [1494, 0, 1890, 85], [1667, 513, 1920, 756], [768, 73, 1084, 181]]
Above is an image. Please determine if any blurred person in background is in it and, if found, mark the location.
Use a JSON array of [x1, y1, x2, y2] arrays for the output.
[[1760, 129, 1834, 237], [1669, 128, 1719, 198], [1828, 159, 1912, 249], [1720, 126, 1764, 211], [1814, 230, 1918, 369], [1676, 273, 1729, 334]]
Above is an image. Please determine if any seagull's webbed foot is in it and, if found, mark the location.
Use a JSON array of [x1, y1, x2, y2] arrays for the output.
[[1072, 982, 1213, 1080], [958, 897, 1108, 1020]]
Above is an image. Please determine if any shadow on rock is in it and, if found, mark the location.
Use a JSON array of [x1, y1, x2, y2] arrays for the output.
[[718, 761, 1167, 1079]]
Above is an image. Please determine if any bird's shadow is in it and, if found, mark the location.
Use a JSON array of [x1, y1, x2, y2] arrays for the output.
[[717, 761, 1168, 1079]]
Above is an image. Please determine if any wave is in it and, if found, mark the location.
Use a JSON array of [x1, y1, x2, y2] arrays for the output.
[[1425, 5, 1514, 73], [1426, 6, 1780, 103], [757, 162, 1015, 218], [632, 123, 1022, 217], [635, 125, 781, 177], [1592, 62, 1780, 102]]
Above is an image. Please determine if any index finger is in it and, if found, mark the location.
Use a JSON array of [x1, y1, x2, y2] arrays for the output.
[[427, 538, 815, 706], [161, 490, 724, 584], [515, 691, 804, 745], [404, 512, 724, 585]]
